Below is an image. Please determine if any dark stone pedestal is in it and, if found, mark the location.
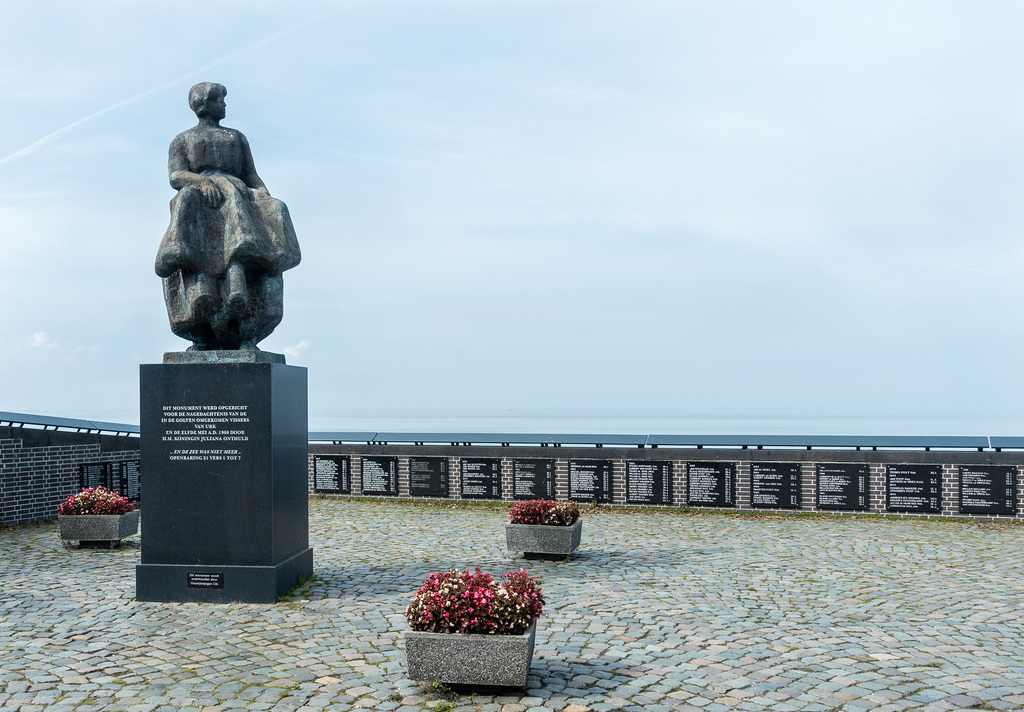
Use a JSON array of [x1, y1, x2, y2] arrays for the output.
[[136, 356, 313, 603]]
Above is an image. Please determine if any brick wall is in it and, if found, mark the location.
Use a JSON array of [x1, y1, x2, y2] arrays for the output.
[[0, 430, 140, 526], [309, 444, 1024, 522]]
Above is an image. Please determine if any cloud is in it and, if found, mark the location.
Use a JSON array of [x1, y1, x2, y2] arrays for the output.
[[283, 338, 312, 363], [13, 332, 99, 364]]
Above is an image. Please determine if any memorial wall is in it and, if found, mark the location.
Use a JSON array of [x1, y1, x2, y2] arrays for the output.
[[0, 427, 140, 526], [308, 444, 1024, 520]]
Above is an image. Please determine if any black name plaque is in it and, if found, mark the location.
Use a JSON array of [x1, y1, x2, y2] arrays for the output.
[[816, 463, 869, 511], [409, 457, 449, 498], [513, 459, 556, 499], [751, 462, 802, 510], [887, 465, 942, 513], [79, 462, 112, 490], [687, 463, 736, 507], [959, 466, 1017, 515], [461, 458, 502, 500], [627, 461, 672, 505], [568, 460, 612, 503], [115, 459, 142, 500], [313, 455, 350, 494], [362, 456, 399, 496]]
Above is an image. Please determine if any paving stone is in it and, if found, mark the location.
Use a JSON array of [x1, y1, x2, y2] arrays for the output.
[[944, 694, 983, 708], [2, 501, 1024, 712]]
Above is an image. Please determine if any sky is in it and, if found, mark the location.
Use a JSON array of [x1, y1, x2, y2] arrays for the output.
[[3, 1, 1024, 435]]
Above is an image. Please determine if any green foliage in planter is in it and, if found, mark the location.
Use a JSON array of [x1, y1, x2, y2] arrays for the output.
[[406, 567, 543, 635], [509, 499, 580, 525]]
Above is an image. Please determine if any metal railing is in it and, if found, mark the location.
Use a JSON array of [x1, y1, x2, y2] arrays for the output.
[[309, 431, 1013, 452], [0, 411, 139, 437], [3, 412, 1017, 451]]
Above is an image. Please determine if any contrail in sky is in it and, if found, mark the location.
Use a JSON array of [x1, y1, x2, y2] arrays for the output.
[[0, 7, 347, 167]]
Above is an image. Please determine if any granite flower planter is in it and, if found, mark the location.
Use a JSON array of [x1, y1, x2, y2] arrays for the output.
[[505, 519, 582, 557], [58, 510, 139, 546], [404, 621, 536, 687]]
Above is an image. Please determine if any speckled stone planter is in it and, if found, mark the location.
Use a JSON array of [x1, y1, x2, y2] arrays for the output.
[[404, 621, 536, 687], [505, 519, 582, 557], [58, 510, 139, 545]]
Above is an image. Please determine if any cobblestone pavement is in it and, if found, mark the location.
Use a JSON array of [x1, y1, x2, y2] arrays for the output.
[[3, 500, 1024, 712]]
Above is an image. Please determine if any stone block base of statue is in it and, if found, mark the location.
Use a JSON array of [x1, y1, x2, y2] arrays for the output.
[[136, 353, 312, 603]]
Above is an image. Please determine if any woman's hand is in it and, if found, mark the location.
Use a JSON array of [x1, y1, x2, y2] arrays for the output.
[[198, 177, 224, 208]]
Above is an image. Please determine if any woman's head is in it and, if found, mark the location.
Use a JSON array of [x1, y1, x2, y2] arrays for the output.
[[188, 82, 227, 119]]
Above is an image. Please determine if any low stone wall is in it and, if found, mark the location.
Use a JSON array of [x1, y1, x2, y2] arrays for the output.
[[308, 443, 1024, 521], [0, 427, 140, 526]]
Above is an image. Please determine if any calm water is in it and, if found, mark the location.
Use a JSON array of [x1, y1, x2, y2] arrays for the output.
[[63, 409, 1024, 437], [305, 412, 1024, 437]]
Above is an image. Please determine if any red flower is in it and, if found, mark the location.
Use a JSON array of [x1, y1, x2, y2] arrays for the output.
[[405, 567, 544, 635]]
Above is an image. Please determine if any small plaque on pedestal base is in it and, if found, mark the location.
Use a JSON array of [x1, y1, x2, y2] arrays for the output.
[[138, 549, 313, 603]]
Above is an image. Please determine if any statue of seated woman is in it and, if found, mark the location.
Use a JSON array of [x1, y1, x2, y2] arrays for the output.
[[155, 82, 301, 351]]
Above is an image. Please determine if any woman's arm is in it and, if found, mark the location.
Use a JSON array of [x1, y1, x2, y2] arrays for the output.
[[238, 133, 268, 194], [168, 134, 223, 208]]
